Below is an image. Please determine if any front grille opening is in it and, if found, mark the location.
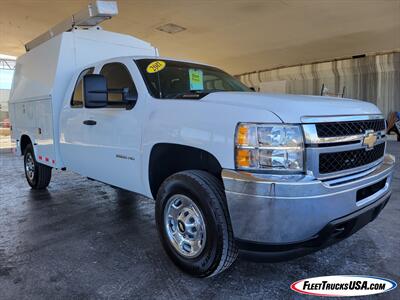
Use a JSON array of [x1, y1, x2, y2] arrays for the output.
[[356, 178, 387, 202], [319, 143, 385, 174], [316, 119, 385, 138]]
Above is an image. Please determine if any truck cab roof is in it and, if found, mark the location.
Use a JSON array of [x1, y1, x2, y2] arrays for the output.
[[82, 55, 216, 70]]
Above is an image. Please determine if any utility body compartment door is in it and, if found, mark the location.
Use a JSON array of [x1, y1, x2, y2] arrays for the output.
[[13, 98, 56, 166]]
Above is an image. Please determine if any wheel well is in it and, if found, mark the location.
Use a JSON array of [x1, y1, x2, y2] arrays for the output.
[[20, 135, 32, 155], [149, 143, 222, 199]]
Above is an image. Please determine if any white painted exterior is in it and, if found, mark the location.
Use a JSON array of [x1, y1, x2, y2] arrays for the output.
[[9, 28, 156, 169], [9, 29, 383, 199]]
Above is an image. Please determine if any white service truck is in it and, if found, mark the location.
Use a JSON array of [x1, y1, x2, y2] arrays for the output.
[[9, 1, 395, 277]]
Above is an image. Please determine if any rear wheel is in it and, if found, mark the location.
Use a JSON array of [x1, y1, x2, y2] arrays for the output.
[[155, 170, 238, 277], [24, 144, 52, 189]]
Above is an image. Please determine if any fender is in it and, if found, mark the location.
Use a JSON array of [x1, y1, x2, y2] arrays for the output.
[[141, 97, 282, 198]]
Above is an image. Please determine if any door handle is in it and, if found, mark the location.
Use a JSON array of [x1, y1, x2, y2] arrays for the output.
[[83, 120, 97, 126]]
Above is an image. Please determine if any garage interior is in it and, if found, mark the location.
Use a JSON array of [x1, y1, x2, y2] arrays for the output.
[[0, 0, 399, 299]]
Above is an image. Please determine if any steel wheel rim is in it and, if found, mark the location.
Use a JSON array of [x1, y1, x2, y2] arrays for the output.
[[164, 194, 207, 258], [25, 152, 35, 181]]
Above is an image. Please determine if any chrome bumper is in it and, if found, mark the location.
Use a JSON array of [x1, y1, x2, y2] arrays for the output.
[[222, 154, 395, 244]]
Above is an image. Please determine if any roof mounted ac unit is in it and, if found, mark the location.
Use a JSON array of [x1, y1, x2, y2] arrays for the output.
[[25, 1, 118, 52]]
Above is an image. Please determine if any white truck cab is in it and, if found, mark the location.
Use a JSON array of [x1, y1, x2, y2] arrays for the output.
[[9, 1, 395, 277]]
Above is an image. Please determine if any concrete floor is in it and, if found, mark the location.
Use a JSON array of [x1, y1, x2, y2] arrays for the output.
[[0, 143, 399, 300]]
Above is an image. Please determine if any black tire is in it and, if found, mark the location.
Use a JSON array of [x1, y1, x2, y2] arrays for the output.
[[155, 170, 238, 277], [24, 143, 52, 189]]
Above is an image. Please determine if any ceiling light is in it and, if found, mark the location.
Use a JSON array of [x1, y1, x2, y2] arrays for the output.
[[156, 23, 186, 34]]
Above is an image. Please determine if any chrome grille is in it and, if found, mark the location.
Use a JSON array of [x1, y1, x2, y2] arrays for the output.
[[302, 115, 387, 179], [319, 143, 385, 174], [316, 119, 385, 137]]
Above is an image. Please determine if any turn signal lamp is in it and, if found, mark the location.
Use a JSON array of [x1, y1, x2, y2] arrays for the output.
[[235, 123, 304, 172]]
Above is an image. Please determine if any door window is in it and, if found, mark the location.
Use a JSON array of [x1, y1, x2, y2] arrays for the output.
[[71, 67, 94, 107], [100, 63, 137, 107]]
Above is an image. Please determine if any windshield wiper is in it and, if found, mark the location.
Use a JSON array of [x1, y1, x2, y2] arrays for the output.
[[199, 89, 225, 94], [164, 92, 202, 99], [164, 89, 225, 99]]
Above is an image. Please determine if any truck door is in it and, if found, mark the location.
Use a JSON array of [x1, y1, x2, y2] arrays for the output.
[[83, 60, 143, 191], [59, 67, 94, 175]]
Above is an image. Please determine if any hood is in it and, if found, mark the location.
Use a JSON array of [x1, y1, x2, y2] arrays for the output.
[[202, 92, 382, 123]]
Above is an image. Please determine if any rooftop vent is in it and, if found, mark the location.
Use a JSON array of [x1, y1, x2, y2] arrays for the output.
[[156, 23, 186, 34]]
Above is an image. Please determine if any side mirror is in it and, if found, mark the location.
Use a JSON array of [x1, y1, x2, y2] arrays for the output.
[[121, 87, 137, 110], [84, 74, 108, 108], [108, 87, 137, 110]]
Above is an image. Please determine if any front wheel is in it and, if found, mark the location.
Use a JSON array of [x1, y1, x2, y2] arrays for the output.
[[24, 144, 52, 189], [155, 170, 238, 277]]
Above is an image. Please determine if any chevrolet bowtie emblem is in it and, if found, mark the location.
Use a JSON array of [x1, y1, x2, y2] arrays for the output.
[[363, 130, 378, 149]]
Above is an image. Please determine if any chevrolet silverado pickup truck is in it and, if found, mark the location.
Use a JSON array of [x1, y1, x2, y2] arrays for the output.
[[9, 1, 395, 277]]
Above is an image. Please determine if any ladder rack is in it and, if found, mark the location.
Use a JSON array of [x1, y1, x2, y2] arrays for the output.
[[25, 1, 118, 52]]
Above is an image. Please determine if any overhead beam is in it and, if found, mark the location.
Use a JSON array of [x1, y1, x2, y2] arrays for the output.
[[0, 59, 15, 70]]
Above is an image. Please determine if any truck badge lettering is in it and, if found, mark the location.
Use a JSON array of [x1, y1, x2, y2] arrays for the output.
[[116, 154, 135, 161]]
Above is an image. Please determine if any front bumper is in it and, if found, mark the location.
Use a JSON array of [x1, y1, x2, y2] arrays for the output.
[[222, 154, 395, 256]]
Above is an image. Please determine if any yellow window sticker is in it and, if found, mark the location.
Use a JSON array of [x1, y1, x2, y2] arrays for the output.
[[146, 61, 166, 73]]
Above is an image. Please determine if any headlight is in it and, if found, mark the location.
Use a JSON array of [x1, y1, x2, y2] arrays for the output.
[[235, 123, 304, 172]]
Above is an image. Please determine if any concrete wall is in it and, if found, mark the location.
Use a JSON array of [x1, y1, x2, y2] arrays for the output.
[[238, 52, 400, 118]]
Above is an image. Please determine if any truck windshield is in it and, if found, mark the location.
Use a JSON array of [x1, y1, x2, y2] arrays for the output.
[[135, 59, 251, 99]]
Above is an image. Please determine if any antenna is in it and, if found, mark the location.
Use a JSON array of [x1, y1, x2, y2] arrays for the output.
[[25, 1, 118, 52]]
